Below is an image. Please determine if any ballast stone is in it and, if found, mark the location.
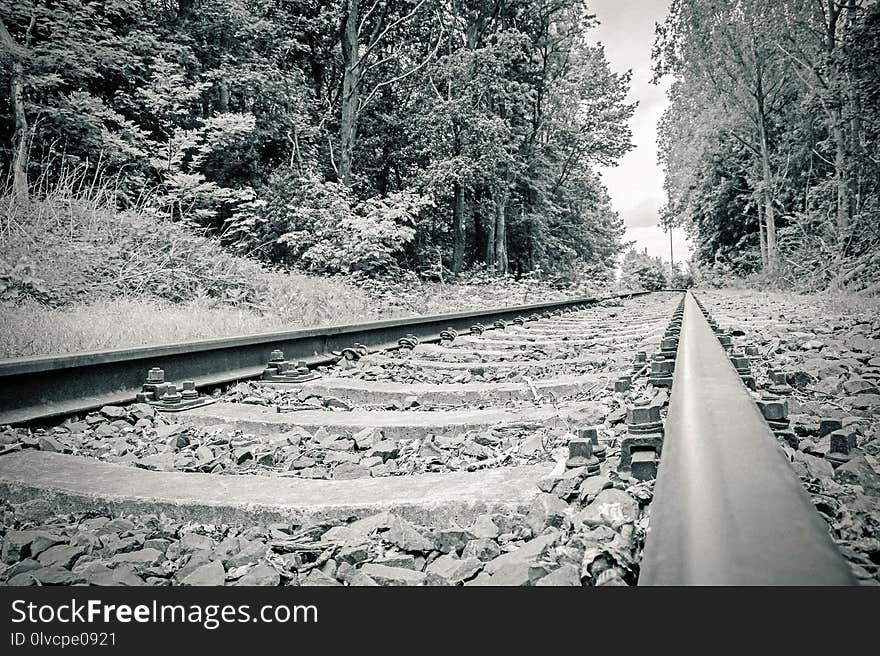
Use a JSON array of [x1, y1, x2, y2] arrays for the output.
[[181, 560, 226, 586], [359, 563, 426, 586], [575, 488, 639, 529]]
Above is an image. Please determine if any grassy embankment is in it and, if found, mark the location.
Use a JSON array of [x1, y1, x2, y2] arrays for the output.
[[0, 172, 583, 359]]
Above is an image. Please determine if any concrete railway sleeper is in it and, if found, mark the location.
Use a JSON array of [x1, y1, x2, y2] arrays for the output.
[[0, 290, 860, 586]]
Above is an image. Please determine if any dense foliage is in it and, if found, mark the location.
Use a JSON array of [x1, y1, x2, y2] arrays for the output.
[[0, 0, 635, 281], [655, 0, 880, 292], [620, 248, 673, 291]]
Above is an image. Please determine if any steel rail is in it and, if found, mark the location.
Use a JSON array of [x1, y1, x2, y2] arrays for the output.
[[639, 291, 854, 585], [0, 291, 657, 426]]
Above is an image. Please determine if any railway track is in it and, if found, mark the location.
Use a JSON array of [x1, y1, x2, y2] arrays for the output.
[[0, 293, 650, 426], [0, 290, 863, 586]]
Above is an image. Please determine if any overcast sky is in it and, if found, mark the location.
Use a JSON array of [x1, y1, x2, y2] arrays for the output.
[[588, 0, 692, 265]]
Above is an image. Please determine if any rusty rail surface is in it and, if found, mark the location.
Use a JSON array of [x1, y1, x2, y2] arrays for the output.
[[0, 291, 659, 426], [639, 291, 854, 585]]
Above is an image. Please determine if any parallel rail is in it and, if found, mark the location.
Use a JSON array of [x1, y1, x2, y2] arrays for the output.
[[639, 291, 854, 585], [0, 292, 650, 426]]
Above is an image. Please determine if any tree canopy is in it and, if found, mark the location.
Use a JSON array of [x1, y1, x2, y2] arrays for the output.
[[1, 0, 636, 282], [655, 0, 880, 291]]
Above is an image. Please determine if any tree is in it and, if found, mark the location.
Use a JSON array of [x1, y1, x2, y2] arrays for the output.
[[0, 16, 31, 203], [655, 0, 795, 273], [0, 0, 143, 202], [337, 0, 441, 185], [411, 0, 633, 277], [1, 0, 637, 284], [655, 0, 880, 288], [620, 249, 668, 291], [774, 0, 866, 238]]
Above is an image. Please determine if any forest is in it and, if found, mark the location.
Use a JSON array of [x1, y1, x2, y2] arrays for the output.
[[0, 0, 636, 283], [655, 0, 880, 292]]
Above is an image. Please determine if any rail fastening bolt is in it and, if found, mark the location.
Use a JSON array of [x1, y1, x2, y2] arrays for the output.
[[829, 428, 858, 455], [630, 449, 658, 481], [757, 396, 788, 421], [651, 357, 675, 376], [577, 426, 599, 445], [146, 367, 165, 384], [161, 384, 182, 405], [577, 425, 605, 460], [768, 371, 786, 385], [566, 438, 599, 470], [568, 437, 593, 459], [660, 337, 678, 354], [627, 401, 662, 430], [819, 417, 843, 437], [767, 370, 792, 395], [181, 380, 198, 400], [730, 354, 751, 373]]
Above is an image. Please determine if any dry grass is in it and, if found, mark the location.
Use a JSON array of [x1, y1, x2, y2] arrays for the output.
[[0, 276, 586, 359], [0, 161, 605, 359], [0, 165, 389, 357], [0, 273, 584, 358], [0, 186, 585, 359], [701, 287, 880, 323], [820, 290, 880, 319], [351, 277, 581, 318], [0, 295, 375, 358]]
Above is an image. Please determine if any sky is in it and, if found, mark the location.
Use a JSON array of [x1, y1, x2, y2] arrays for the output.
[[588, 0, 692, 266]]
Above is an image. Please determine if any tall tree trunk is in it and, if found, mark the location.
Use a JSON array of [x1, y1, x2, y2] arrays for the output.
[[845, 0, 862, 219], [759, 140, 777, 274], [494, 196, 508, 275], [8, 58, 28, 203], [832, 115, 850, 235], [339, 0, 359, 185], [0, 17, 29, 204], [758, 210, 768, 270], [755, 70, 777, 274], [452, 181, 465, 274], [216, 28, 231, 113], [484, 207, 496, 272], [823, 0, 851, 240], [378, 142, 391, 195], [218, 83, 230, 112], [526, 221, 534, 271]]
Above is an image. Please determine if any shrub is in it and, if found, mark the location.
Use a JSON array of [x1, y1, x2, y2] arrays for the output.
[[619, 249, 668, 291], [669, 264, 695, 289], [226, 167, 430, 276]]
